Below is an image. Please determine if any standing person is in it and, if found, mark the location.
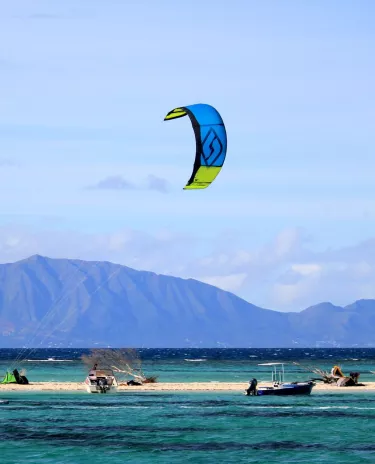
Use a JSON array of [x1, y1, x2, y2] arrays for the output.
[[88, 363, 98, 383]]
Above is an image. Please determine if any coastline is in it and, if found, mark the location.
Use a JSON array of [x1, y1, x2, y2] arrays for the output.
[[1, 381, 375, 392]]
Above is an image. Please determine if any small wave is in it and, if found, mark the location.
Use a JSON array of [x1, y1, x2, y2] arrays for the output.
[[252, 406, 294, 409], [26, 359, 74, 362], [314, 406, 375, 411], [184, 359, 207, 362]]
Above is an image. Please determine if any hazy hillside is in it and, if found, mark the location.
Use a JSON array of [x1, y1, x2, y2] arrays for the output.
[[0, 255, 374, 347]]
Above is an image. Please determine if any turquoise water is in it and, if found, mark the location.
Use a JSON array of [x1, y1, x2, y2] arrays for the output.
[[1, 390, 375, 463], [1, 348, 375, 383], [1, 349, 375, 463], [3, 358, 375, 383]]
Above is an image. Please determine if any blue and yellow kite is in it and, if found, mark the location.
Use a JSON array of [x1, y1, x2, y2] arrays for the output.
[[164, 103, 227, 190]]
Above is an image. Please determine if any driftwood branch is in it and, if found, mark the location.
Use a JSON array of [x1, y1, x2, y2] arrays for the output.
[[292, 361, 336, 383], [81, 348, 158, 383]]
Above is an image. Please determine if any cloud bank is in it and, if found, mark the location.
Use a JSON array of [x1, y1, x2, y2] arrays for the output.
[[0, 158, 17, 167], [86, 175, 135, 190], [86, 174, 169, 193]]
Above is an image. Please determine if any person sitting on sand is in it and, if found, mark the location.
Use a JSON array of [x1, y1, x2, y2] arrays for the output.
[[127, 379, 143, 386], [349, 372, 360, 384]]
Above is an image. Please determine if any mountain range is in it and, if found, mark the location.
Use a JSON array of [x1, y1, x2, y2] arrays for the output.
[[0, 255, 374, 348]]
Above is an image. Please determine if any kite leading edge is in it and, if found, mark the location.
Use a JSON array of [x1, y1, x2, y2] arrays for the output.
[[164, 103, 227, 190]]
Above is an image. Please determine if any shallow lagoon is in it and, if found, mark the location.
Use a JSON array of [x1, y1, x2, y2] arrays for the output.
[[1, 349, 375, 463], [1, 389, 375, 464]]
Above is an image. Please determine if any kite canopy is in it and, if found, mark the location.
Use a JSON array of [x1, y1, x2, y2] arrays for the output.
[[164, 103, 227, 189], [1, 369, 29, 385], [1, 371, 17, 384]]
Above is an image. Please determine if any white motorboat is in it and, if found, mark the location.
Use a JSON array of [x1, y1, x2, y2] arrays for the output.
[[84, 368, 119, 394]]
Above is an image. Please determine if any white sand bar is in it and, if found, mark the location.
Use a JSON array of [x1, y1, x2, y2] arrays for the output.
[[1, 381, 375, 393]]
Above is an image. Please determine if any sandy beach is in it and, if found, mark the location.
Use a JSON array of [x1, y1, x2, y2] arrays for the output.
[[1, 381, 375, 393]]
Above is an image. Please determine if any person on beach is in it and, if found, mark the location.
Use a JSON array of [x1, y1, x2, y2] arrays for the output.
[[245, 378, 258, 396], [349, 372, 360, 384], [88, 364, 98, 383]]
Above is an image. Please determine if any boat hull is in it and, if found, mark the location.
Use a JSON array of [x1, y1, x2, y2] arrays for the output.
[[84, 371, 118, 394], [256, 382, 314, 396], [85, 383, 118, 394]]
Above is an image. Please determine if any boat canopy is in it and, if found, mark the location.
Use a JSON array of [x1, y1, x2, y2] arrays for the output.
[[90, 369, 115, 376], [258, 363, 286, 366]]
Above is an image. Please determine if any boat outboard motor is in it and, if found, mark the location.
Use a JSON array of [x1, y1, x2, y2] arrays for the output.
[[98, 378, 109, 393], [246, 378, 258, 396]]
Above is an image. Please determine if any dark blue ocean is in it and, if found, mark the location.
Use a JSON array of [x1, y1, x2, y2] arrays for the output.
[[1, 348, 375, 463]]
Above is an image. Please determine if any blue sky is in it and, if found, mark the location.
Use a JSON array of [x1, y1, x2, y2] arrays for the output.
[[1, 0, 375, 311]]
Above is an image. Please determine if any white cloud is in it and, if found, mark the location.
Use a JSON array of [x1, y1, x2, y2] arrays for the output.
[[291, 263, 321, 276], [182, 228, 375, 311], [146, 174, 169, 193], [272, 271, 322, 308], [353, 261, 372, 277], [273, 283, 305, 307], [200, 273, 248, 292], [85, 174, 170, 193], [86, 175, 135, 190], [0, 225, 197, 274], [274, 228, 302, 258], [0, 158, 18, 167]]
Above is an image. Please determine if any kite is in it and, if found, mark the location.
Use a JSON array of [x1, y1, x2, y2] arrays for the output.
[[164, 103, 227, 189]]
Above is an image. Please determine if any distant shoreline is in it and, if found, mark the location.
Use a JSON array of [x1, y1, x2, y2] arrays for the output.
[[1, 381, 375, 393]]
